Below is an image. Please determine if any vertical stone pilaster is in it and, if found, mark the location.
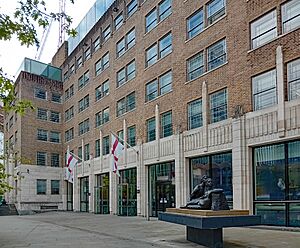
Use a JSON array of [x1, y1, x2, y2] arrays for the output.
[[202, 81, 208, 151], [89, 155, 95, 213], [73, 165, 80, 212], [276, 46, 285, 137], [123, 119, 127, 165], [175, 133, 184, 208], [99, 130, 103, 172], [110, 171, 117, 215], [155, 104, 160, 160], [136, 140, 142, 216]]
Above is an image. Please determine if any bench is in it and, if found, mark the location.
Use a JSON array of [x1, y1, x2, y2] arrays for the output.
[[158, 209, 261, 248]]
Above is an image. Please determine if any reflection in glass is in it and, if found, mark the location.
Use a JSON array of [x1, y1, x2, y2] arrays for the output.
[[255, 203, 286, 226], [80, 177, 89, 212], [191, 156, 209, 188], [288, 141, 300, 200], [289, 203, 300, 227]]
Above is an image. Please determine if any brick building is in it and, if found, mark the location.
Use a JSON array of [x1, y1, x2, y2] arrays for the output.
[[4, 0, 300, 227]]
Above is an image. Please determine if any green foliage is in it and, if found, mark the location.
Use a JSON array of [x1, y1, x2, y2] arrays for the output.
[[0, 158, 13, 195]]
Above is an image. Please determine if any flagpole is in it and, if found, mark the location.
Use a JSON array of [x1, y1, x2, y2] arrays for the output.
[[110, 131, 139, 154]]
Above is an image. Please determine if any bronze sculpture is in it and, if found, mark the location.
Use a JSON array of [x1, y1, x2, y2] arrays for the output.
[[183, 175, 230, 210]]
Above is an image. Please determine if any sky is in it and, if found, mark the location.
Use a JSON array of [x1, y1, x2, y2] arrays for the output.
[[0, 0, 96, 78]]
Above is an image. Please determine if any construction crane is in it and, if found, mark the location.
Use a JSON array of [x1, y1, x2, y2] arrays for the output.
[[35, 19, 53, 60]]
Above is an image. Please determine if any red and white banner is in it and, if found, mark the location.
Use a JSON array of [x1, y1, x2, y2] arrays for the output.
[[65, 149, 78, 183], [111, 134, 124, 176]]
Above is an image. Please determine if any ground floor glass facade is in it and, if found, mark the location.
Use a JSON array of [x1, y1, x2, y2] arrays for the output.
[[80, 177, 89, 212], [67, 182, 73, 211], [94, 173, 109, 214]]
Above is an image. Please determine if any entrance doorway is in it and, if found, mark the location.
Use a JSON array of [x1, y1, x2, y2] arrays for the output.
[[67, 182, 73, 211], [156, 182, 175, 214], [80, 177, 89, 212], [94, 173, 109, 214]]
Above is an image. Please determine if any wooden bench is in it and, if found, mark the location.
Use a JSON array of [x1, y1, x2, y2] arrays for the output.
[[158, 209, 261, 248]]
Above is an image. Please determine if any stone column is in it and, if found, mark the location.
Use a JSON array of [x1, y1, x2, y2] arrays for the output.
[[174, 133, 184, 208], [202, 81, 208, 151], [123, 119, 127, 164], [136, 141, 142, 216], [155, 104, 160, 160], [276, 46, 285, 137], [89, 155, 95, 213]]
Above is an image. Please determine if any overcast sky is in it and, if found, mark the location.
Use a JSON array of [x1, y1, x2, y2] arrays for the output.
[[0, 0, 96, 78]]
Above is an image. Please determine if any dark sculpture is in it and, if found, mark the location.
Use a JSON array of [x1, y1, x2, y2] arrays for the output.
[[183, 175, 229, 211]]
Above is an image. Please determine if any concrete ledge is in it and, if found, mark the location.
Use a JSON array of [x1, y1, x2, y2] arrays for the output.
[[166, 208, 250, 216]]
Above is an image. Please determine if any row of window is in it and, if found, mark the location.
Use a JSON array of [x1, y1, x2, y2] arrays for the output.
[[37, 129, 61, 143], [36, 179, 60, 195], [37, 108, 60, 123], [34, 88, 61, 103], [36, 152, 60, 167]]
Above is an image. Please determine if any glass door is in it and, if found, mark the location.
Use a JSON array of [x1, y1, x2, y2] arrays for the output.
[[156, 182, 175, 215], [80, 177, 89, 212], [118, 183, 129, 216], [67, 182, 73, 211], [94, 185, 109, 214]]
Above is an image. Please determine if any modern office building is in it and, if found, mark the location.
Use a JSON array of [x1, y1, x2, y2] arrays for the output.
[[4, 0, 300, 227]]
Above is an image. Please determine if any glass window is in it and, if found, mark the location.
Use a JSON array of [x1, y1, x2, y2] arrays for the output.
[[65, 128, 74, 142], [159, 33, 172, 58], [117, 68, 126, 87], [146, 79, 158, 102], [50, 111, 60, 123], [84, 47, 91, 60], [252, 69, 277, 110], [210, 88, 227, 123], [282, 0, 300, 33], [159, 70, 172, 95], [187, 9, 204, 39], [126, 92, 136, 112], [37, 152, 46, 166], [34, 88, 46, 100], [159, 0, 172, 21], [187, 51, 204, 81], [118, 130, 124, 145], [127, 0, 137, 17], [127, 126, 136, 147], [188, 99, 203, 130], [49, 131, 60, 143], [103, 136, 110, 155], [191, 156, 209, 187], [95, 80, 109, 101], [51, 180, 60, 194], [146, 8, 157, 33], [37, 179, 46, 194], [117, 98, 126, 116], [78, 71, 89, 90], [146, 44, 158, 67], [117, 38, 125, 57], [103, 53, 110, 70], [126, 28, 136, 49], [84, 143, 90, 161], [79, 119, 90, 135], [93, 37, 100, 52], [51, 153, 59, 167], [288, 58, 300, 101], [77, 56, 83, 68], [78, 146, 82, 159], [161, 111, 172, 138], [52, 93, 61, 103], [288, 141, 300, 201], [114, 13, 123, 30], [37, 129, 48, 141], [207, 39, 226, 71], [95, 139, 100, 158], [207, 0, 226, 25], [103, 26, 111, 42], [147, 117, 156, 142], [65, 106, 74, 121], [37, 108, 47, 121], [251, 10, 277, 49], [127, 60, 136, 81]]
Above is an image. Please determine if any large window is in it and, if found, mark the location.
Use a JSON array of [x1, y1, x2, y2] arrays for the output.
[[251, 10, 277, 49], [37, 151, 46, 166], [114, 13, 123, 30], [103, 136, 110, 155], [65, 106, 74, 121], [49, 131, 60, 143], [288, 58, 300, 101], [78, 95, 89, 113], [37, 108, 47, 121], [51, 180, 60, 194], [93, 37, 100, 52], [207, 0, 226, 25], [210, 88, 227, 123], [127, 126, 136, 147], [159, 0, 172, 21], [187, 9, 204, 39], [79, 119, 90, 135], [146, 8, 157, 33], [37, 179, 47, 194], [78, 71, 89, 90], [116, 29, 136, 57], [95, 139, 100, 158], [187, 51, 204, 81], [207, 39, 226, 71], [117, 60, 136, 87], [37, 129, 48, 141], [95, 80, 109, 101], [146, 71, 172, 101], [52, 93, 61, 103], [95, 53, 109, 76], [95, 107, 109, 127], [65, 128, 74, 142], [127, 0, 137, 17], [147, 117, 156, 142], [252, 69, 277, 110], [161, 111, 172, 138], [188, 99, 203, 130], [282, 0, 300, 33], [34, 88, 46, 100], [102, 26, 111, 42], [50, 111, 60, 123], [84, 143, 90, 161], [254, 141, 300, 227], [117, 92, 135, 117]]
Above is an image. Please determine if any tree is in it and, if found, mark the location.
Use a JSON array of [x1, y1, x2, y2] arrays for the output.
[[0, 0, 76, 194]]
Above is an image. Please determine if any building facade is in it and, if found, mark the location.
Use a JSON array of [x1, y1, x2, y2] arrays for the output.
[[4, 0, 300, 226]]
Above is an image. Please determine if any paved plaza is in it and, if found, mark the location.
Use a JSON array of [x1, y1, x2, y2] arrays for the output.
[[0, 212, 299, 248]]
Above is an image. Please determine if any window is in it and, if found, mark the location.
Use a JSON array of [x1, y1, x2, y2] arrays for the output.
[[95, 80, 109, 101], [207, 39, 226, 71], [251, 10, 277, 49], [9, 116, 13, 128], [114, 13, 123, 30], [127, 0, 137, 17], [65, 106, 74, 121], [117, 60, 136, 87], [127, 126, 136, 147], [252, 70, 277, 111], [95, 52, 109, 76], [116, 29, 136, 57], [118, 130, 124, 145], [34, 88, 46, 100], [51, 153, 59, 167], [52, 93, 61, 103], [78, 95, 89, 113], [37, 129, 48, 141], [78, 146, 82, 159], [146, 33, 172, 67], [65, 85, 74, 101], [288, 58, 300, 101], [84, 47, 91, 60], [37, 179, 46, 194], [187, 51, 204, 81], [146, 70, 172, 101], [188, 99, 203, 130], [103, 136, 110, 155], [70, 64, 75, 76], [37, 108, 47, 121], [95, 107, 110, 127], [103, 26, 111, 42], [77, 56, 83, 68], [49, 131, 60, 143], [50, 111, 60, 123], [282, 0, 300, 33], [84, 143, 90, 161], [207, 0, 226, 25], [79, 119, 90, 135], [161, 111, 172, 138], [117, 92, 136, 116], [210, 88, 227, 123], [51, 180, 60, 194], [158, 0, 172, 21], [65, 128, 74, 142], [37, 152, 46, 166], [78, 71, 90, 90], [187, 10, 204, 39], [95, 139, 100, 157], [93, 37, 100, 52], [146, 8, 157, 33]]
